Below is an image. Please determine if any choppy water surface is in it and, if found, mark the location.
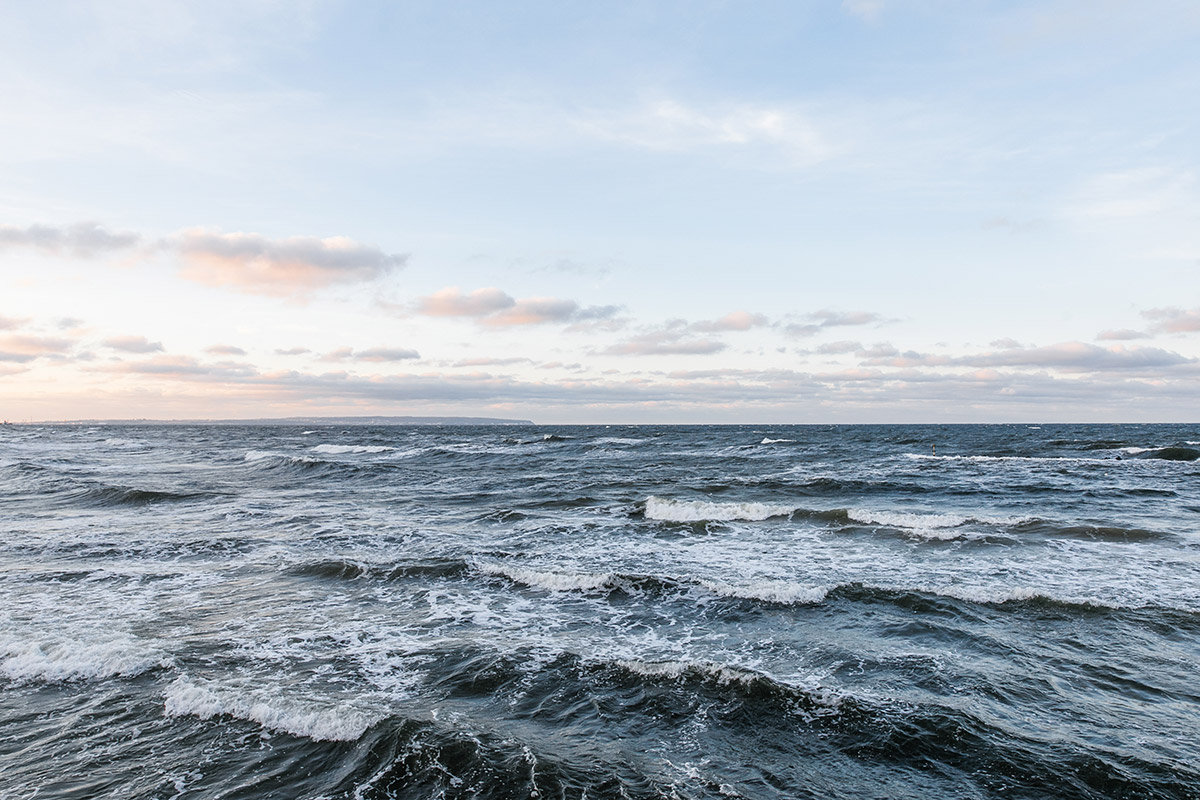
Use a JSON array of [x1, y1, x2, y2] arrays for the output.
[[2, 423, 1199, 799]]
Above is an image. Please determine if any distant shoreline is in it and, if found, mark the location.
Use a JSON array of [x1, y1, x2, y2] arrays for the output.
[[18, 415, 536, 426]]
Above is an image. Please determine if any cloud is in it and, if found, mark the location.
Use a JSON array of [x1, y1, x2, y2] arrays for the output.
[[859, 341, 1193, 372], [690, 311, 769, 333], [602, 325, 726, 356], [0, 316, 27, 330], [842, 0, 885, 22], [323, 346, 420, 362], [815, 340, 862, 355], [413, 286, 619, 327], [206, 344, 247, 356], [583, 99, 835, 167], [416, 287, 515, 317], [172, 229, 407, 296], [275, 347, 310, 356], [786, 310, 882, 337], [453, 357, 533, 367], [0, 222, 140, 256], [103, 336, 164, 353], [1096, 329, 1148, 341], [0, 334, 76, 362], [1143, 307, 1200, 333]]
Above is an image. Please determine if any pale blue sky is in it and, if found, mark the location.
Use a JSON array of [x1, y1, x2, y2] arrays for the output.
[[2, 0, 1198, 422]]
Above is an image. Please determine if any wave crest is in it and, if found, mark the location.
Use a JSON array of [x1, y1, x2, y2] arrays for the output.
[[164, 677, 382, 741]]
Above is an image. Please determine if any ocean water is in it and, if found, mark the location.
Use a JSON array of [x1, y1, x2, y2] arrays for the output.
[[2, 423, 1199, 800]]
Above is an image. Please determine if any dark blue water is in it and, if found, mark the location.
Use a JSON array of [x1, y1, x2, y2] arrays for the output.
[[2, 423, 1199, 799]]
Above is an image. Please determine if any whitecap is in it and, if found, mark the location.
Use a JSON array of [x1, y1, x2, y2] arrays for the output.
[[0, 635, 172, 684], [475, 562, 614, 592], [699, 579, 829, 605], [644, 496, 798, 522], [311, 444, 393, 455], [760, 438, 795, 444], [163, 677, 382, 741]]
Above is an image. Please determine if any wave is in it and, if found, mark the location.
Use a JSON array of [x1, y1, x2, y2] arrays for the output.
[[68, 485, 214, 508], [164, 677, 382, 741], [244, 449, 319, 465], [760, 437, 795, 444], [1135, 446, 1200, 462], [611, 658, 844, 710], [288, 558, 472, 582], [643, 496, 803, 522], [310, 444, 394, 455], [1, 635, 172, 684], [642, 496, 1030, 539], [473, 562, 1199, 618], [476, 562, 684, 596], [591, 436, 646, 446]]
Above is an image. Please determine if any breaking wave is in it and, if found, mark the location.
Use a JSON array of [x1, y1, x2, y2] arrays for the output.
[[164, 677, 382, 741]]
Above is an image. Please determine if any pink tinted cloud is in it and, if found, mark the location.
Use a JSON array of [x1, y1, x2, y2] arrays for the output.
[[173, 229, 407, 296]]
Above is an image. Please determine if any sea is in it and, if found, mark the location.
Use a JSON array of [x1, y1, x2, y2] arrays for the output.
[[1, 423, 1199, 799]]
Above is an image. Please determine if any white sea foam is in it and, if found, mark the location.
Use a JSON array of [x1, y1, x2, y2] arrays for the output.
[[0, 635, 171, 684], [617, 658, 764, 685], [760, 438, 794, 444], [592, 436, 646, 446], [244, 450, 316, 464], [903, 453, 1119, 465], [699, 579, 829, 605], [311, 444, 393, 455], [846, 508, 1032, 539], [475, 562, 615, 592], [164, 677, 382, 741], [644, 496, 798, 522]]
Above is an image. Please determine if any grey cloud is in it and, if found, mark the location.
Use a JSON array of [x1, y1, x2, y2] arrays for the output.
[[454, 357, 534, 367], [858, 341, 1193, 372], [0, 316, 27, 330], [0, 334, 75, 361], [103, 336, 164, 354], [815, 340, 862, 354], [602, 326, 727, 356], [1143, 307, 1200, 334], [989, 338, 1023, 349], [275, 347, 311, 356], [414, 287, 620, 328], [356, 347, 421, 362], [57, 317, 86, 330], [690, 311, 770, 333], [1096, 329, 1148, 341], [487, 298, 581, 326], [206, 344, 247, 356], [323, 346, 420, 362], [786, 309, 882, 337], [416, 287, 515, 317], [0, 222, 140, 256]]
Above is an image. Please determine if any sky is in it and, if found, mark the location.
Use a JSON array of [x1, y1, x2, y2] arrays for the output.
[[1, 0, 1198, 423]]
